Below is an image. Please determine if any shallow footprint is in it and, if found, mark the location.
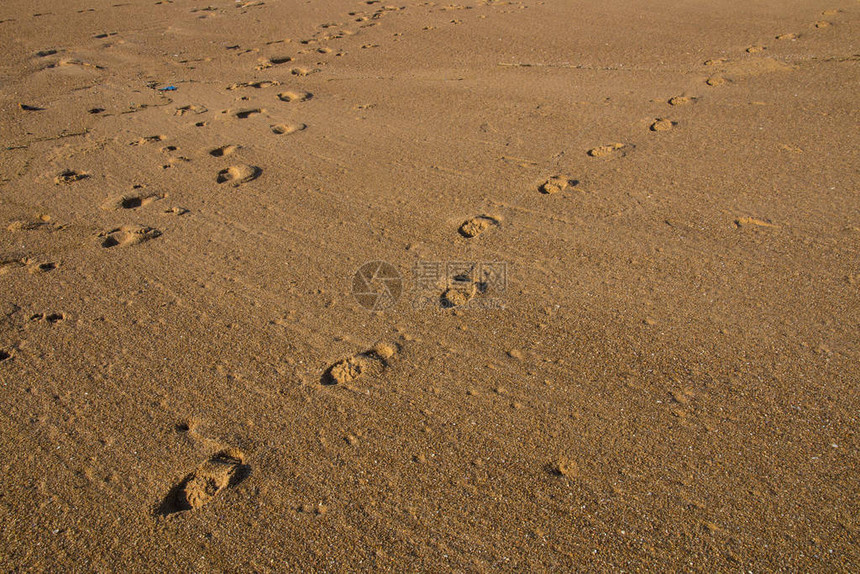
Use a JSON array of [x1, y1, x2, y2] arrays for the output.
[[99, 225, 162, 248], [587, 143, 629, 158], [668, 95, 696, 106], [130, 135, 165, 146], [538, 176, 576, 194], [54, 169, 89, 184], [217, 164, 261, 185], [271, 123, 306, 135], [157, 449, 249, 515], [650, 118, 675, 132]]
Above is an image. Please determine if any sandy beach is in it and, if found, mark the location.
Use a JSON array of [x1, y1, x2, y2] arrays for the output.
[[1, 0, 858, 570]]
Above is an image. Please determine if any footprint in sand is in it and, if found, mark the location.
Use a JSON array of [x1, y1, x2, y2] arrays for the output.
[[157, 449, 250, 515], [33, 262, 57, 272], [650, 118, 675, 132], [227, 80, 281, 90], [30, 312, 65, 324], [0, 349, 11, 362], [734, 217, 778, 229], [746, 45, 766, 53], [706, 76, 727, 87], [322, 342, 398, 385], [441, 284, 477, 308], [175, 104, 207, 116], [7, 215, 57, 232], [459, 215, 499, 237], [99, 226, 162, 248], [101, 189, 165, 210], [668, 96, 696, 106], [209, 145, 239, 157], [271, 123, 306, 135], [587, 143, 629, 158], [255, 58, 289, 70], [277, 91, 312, 103], [0, 256, 28, 275], [217, 165, 261, 185], [54, 169, 89, 184], [129, 135, 165, 146], [290, 67, 317, 77], [0, 256, 53, 275], [538, 176, 576, 195], [814, 21, 831, 29], [233, 108, 265, 119], [776, 33, 798, 40], [1, 254, 53, 275]]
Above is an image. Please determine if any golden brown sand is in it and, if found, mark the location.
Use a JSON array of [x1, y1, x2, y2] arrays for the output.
[[1, 0, 858, 570]]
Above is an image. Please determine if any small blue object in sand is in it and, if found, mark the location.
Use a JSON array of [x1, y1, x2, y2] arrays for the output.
[[159, 85, 178, 91]]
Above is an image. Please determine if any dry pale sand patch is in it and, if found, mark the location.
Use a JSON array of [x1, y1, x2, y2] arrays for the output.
[[0, 0, 857, 571]]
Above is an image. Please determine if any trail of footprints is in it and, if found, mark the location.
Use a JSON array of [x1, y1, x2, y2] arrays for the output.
[[517, 4, 843, 242], [10, 0, 842, 515]]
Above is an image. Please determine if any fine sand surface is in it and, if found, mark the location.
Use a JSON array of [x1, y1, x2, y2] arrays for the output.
[[1, 0, 858, 570]]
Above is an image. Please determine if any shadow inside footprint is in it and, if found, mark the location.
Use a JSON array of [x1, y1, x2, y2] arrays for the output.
[[209, 145, 239, 157], [157, 450, 251, 516], [277, 91, 312, 103], [101, 191, 164, 211], [321, 343, 397, 385], [217, 164, 261, 185], [99, 226, 162, 248], [234, 108, 263, 119], [459, 215, 499, 237]]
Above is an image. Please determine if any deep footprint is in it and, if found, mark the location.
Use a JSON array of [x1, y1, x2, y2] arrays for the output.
[[157, 449, 250, 515], [217, 164, 261, 185], [101, 191, 164, 210], [209, 145, 239, 157], [234, 108, 264, 119], [277, 91, 312, 103], [459, 215, 498, 237], [322, 342, 397, 385], [538, 176, 576, 194]]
